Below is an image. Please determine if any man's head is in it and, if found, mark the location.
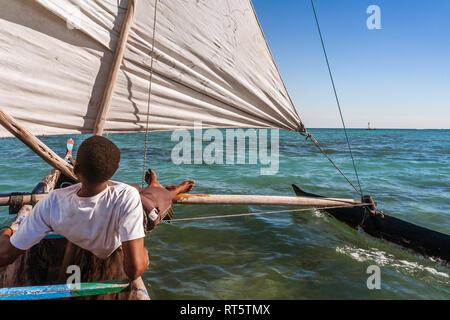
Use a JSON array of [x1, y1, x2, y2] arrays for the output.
[[74, 136, 120, 184]]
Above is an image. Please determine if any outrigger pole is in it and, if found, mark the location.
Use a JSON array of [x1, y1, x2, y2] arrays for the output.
[[0, 193, 363, 208], [173, 194, 362, 207]]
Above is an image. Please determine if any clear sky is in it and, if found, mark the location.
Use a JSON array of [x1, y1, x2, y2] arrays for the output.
[[252, 0, 450, 129]]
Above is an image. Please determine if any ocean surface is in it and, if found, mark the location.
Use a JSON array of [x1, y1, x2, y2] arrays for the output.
[[0, 129, 449, 299]]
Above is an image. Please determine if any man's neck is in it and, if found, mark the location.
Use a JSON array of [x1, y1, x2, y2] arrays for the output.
[[77, 182, 108, 198]]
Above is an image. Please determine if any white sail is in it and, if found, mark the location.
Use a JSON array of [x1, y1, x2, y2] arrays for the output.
[[0, 0, 303, 138]]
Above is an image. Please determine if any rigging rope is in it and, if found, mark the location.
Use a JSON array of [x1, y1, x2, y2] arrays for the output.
[[142, 0, 159, 188], [310, 0, 364, 197], [304, 133, 362, 195], [162, 202, 372, 223]]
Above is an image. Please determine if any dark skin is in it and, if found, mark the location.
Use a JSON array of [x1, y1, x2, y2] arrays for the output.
[[0, 228, 24, 267], [143, 169, 195, 196]]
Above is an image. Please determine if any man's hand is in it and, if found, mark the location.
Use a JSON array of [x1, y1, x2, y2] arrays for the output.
[[0, 229, 25, 267], [0, 205, 31, 267], [122, 238, 149, 280]]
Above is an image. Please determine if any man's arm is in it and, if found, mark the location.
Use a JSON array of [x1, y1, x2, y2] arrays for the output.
[[4, 196, 52, 267], [0, 229, 25, 267], [119, 187, 148, 280], [122, 238, 149, 280]]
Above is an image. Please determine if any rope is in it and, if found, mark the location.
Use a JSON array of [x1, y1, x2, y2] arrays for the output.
[[162, 202, 372, 223], [8, 193, 24, 215], [142, 0, 159, 188], [304, 133, 362, 196], [310, 0, 364, 197]]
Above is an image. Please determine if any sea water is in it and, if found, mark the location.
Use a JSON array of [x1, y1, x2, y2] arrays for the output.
[[0, 129, 448, 299]]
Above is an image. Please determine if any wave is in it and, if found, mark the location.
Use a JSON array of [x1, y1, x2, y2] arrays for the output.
[[336, 245, 449, 283]]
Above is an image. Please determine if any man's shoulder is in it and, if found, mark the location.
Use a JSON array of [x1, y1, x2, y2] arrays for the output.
[[48, 183, 80, 198]]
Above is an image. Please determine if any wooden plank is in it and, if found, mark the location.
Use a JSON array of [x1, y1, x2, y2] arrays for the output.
[[93, 0, 137, 136], [0, 108, 77, 181], [0, 280, 130, 300]]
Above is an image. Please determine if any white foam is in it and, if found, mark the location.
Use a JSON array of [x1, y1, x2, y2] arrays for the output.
[[336, 245, 450, 282]]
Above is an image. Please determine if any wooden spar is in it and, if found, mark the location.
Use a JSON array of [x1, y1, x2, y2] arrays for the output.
[[173, 194, 361, 207], [0, 193, 361, 208], [0, 193, 44, 207], [0, 108, 77, 182], [93, 0, 137, 136], [6, 169, 61, 215], [32, 169, 61, 194]]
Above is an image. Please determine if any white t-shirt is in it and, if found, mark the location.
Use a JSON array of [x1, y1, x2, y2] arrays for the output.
[[10, 181, 145, 259]]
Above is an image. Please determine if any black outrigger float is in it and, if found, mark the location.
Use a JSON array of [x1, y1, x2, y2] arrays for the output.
[[292, 185, 450, 262]]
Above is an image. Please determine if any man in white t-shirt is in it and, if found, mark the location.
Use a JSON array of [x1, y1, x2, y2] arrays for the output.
[[0, 136, 148, 281]]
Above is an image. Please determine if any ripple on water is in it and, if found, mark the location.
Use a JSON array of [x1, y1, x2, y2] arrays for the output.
[[1, 129, 449, 299]]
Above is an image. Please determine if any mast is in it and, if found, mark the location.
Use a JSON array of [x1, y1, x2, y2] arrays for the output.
[[93, 0, 137, 136]]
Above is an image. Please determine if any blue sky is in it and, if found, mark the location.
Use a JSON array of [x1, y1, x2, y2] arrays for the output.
[[253, 0, 450, 129]]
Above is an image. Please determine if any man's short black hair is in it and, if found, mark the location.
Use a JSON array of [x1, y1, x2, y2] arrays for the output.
[[75, 136, 120, 183]]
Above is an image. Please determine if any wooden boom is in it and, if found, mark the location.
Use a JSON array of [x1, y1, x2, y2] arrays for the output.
[[0, 108, 77, 181]]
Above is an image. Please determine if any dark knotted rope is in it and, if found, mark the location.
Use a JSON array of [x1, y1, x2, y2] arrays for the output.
[[8, 193, 25, 215]]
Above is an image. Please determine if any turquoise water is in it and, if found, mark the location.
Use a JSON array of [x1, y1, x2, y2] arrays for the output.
[[0, 129, 449, 299]]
